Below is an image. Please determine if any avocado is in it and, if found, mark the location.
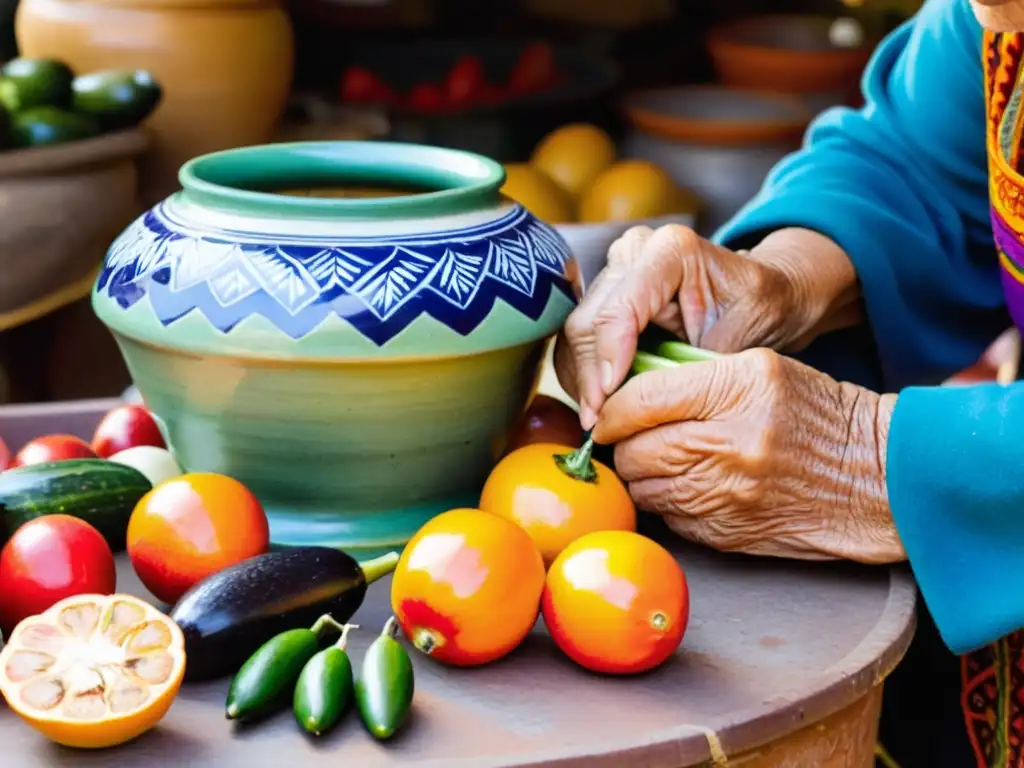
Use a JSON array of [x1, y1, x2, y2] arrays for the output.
[[71, 68, 161, 130], [10, 106, 99, 148], [0, 58, 74, 112]]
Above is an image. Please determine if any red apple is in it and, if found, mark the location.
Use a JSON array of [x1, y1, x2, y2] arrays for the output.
[[91, 405, 166, 459], [11, 435, 97, 468]]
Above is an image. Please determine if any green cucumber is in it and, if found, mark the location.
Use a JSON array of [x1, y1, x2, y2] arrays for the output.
[[355, 617, 414, 740], [71, 69, 161, 130], [0, 58, 73, 112], [0, 459, 152, 551], [9, 105, 99, 148]]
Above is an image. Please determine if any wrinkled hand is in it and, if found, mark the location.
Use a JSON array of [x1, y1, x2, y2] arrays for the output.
[[593, 348, 905, 565], [555, 225, 861, 429]]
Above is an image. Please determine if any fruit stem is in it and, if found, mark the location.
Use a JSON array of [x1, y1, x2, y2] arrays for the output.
[[382, 616, 401, 639], [310, 613, 350, 638], [554, 435, 598, 484], [412, 627, 441, 654], [333, 623, 359, 651], [359, 551, 401, 585]]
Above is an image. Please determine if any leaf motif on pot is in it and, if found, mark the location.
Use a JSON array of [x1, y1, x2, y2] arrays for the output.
[[353, 247, 437, 320], [96, 203, 576, 345], [305, 248, 373, 291], [245, 247, 321, 316], [430, 248, 488, 308], [207, 263, 259, 307], [170, 239, 239, 292], [488, 232, 537, 296]]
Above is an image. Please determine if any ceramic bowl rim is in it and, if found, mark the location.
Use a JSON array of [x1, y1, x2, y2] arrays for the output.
[[621, 85, 811, 146], [178, 140, 508, 219], [707, 13, 876, 58]]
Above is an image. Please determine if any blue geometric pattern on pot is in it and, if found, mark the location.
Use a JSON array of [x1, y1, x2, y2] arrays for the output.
[[96, 202, 576, 345]]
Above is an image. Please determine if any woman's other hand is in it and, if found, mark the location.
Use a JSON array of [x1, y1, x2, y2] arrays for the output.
[[595, 348, 905, 565], [555, 225, 861, 429]]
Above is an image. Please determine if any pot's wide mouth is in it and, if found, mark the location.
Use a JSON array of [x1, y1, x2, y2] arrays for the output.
[[178, 141, 507, 219]]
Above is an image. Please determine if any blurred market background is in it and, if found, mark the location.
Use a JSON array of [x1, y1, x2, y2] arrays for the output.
[[0, 0, 924, 405]]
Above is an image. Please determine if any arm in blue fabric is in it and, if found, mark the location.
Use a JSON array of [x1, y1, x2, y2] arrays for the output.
[[715, 0, 1004, 393], [889, 382, 1024, 654]]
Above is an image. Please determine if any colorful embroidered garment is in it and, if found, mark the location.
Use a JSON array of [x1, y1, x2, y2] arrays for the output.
[[970, 30, 1024, 768]]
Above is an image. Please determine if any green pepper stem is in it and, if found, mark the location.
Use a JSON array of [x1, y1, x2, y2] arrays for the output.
[[554, 436, 598, 484], [359, 551, 400, 585], [333, 623, 358, 650], [310, 613, 349, 638]]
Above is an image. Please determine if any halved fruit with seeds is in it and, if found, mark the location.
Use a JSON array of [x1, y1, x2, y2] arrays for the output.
[[0, 593, 185, 749]]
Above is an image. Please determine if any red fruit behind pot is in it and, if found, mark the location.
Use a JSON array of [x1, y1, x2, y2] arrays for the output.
[[0, 515, 116, 633], [508, 42, 557, 94], [504, 395, 583, 455], [91, 404, 166, 459], [0, 435, 8, 471], [11, 435, 97, 468], [444, 54, 486, 109]]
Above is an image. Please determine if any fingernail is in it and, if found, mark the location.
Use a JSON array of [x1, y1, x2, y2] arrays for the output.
[[579, 403, 597, 431], [600, 361, 615, 394]]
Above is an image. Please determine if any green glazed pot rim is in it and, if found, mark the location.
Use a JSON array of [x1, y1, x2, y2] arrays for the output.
[[178, 141, 507, 219]]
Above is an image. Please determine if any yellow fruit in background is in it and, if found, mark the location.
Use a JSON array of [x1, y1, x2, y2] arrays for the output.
[[530, 123, 616, 199], [578, 159, 698, 223], [501, 163, 575, 223]]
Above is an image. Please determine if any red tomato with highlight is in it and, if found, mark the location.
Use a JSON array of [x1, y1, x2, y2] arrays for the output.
[[505, 395, 583, 455], [0, 515, 116, 633], [444, 55, 486, 108], [340, 66, 393, 104], [0, 435, 8, 471], [127, 473, 270, 605], [509, 42, 557, 94], [11, 435, 97, 468], [91, 405, 166, 459], [542, 531, 689, 675]]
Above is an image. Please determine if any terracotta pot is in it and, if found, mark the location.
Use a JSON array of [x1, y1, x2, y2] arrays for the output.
[[707, 15, 873, 98], [0, 128, 148, 317], [15, 0, 294, 206]]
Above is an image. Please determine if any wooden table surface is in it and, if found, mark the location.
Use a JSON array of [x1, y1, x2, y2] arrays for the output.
[[0, 399, 917, 767]]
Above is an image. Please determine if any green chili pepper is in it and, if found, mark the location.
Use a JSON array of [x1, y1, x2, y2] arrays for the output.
[[293, 623, 358, 736], [226, 614, 346, 723], [355, 616, 415, 740]]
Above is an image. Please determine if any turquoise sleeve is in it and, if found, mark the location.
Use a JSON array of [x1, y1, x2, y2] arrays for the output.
[[715, 0, 1004, 391], [890, 384, 1024, 654], [715, 0, 1024, 653]]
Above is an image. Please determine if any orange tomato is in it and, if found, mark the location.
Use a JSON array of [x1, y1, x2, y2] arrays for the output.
[[479, 442, 635, 566], [504, 395, 584, 455], [126, 473, 269, 606], [391, 508, 545, 667], [543, 530, 689, 675]]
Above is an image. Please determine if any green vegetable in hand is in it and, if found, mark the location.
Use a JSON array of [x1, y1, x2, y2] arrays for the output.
[[355, 617, 414, 740], [293, 623, 358, 736], [226, 614, 348, 723]]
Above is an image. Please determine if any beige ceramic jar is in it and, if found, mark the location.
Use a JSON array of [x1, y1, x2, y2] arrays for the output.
[[15, 0, 294, 205]]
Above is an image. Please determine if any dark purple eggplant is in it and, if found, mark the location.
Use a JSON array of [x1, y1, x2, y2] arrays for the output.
[[169, 547, 398, 682]]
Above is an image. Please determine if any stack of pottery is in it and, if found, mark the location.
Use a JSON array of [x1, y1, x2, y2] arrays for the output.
[[15, 0, 294, 205], [622, 14, 876, 235], [622, 87, 810, 235], [706, 14, 875, 113], [92, 141, 577, 557]]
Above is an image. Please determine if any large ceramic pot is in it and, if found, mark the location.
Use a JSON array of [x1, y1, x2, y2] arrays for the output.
[[15, 0, 293, 206], [92, 141, 576, 556]]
